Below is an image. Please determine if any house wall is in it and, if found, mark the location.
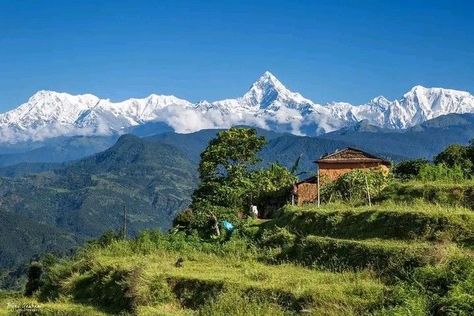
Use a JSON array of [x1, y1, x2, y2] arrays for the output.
[[295, 182, 318, 205], [293, 162, 390, 206], [319, 162, 389, 183]]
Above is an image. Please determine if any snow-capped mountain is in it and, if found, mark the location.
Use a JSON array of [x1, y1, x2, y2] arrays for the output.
[[1, 71, 474, 143]]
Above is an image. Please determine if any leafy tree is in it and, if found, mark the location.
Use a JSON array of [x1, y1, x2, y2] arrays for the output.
[[198, 127, 266, 183], [466, 139, 474, 168], [250, 163, 296, 217], [192, 127, 266, 207], [434, 144, 472, 174], [185, 128, 266, 232], [393, 159, 430, 180], [181, 128, 295, 234]]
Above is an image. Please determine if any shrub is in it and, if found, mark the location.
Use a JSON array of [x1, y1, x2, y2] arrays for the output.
[[24, 262, 43, 297], [435, 144, 473, 176], [321, 169, 390, 205], [413, 256, 474, 315], [417, 163, 466, 182], [393, 159, 430, 180]]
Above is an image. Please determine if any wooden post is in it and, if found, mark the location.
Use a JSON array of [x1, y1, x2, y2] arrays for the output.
[[317, 168, 321, 208], [364, 174, 372, 207]]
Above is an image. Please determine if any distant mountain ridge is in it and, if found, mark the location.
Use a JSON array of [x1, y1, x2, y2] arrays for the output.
[[1, 113, 474, 170], [1, 72, 474, 143], [0, 134, 197, 275]]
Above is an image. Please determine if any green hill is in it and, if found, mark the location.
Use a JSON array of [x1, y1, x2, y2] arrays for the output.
[[0, 134, 197, 285], [6, 199, 472, 315]]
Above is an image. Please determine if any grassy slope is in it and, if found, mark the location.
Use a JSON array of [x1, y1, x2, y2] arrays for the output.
[[262, 203, 473, 274], [381, 180, 474, 209], [0, 291, 105, 316], [5, 180, 474, 315], [36, 241, 387, 315]]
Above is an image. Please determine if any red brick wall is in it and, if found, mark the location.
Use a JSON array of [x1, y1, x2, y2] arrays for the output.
[[319, 162, 389, 183]]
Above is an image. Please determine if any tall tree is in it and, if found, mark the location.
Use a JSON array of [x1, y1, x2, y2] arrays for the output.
[[176, 127, 296, 234], [193, 127, 266, 209]]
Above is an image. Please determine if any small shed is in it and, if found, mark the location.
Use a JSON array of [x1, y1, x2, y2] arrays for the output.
[[292, 148, 390, 205]]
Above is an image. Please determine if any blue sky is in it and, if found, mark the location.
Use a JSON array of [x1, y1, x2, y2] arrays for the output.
[[0, 0, 473, 111]]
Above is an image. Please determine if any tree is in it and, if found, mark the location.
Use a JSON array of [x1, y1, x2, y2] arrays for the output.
[[466, 139, 474, 169], [197, 127, 266, 182], [179, 127, 296, 234], [393, 159, 430, 180], [250, 163, 296, 217], [183, 128, 266, 233], [434, 144, 472, 174], [192, 127, 266, 208]]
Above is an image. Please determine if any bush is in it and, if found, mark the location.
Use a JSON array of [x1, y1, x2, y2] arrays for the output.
[[321, 169, 390, 205], [413, 256, 474, 315], [435, 144, 473, 176], [24, 262, 43, 297], [417, 163, 466, 182], [393, 159, 430, 180]]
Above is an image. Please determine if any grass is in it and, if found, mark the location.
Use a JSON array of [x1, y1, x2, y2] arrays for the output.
[[0, 292, 106, 316], [289, 236, 458, 275], [11, 194, 474, 315], [40, 240, 388, 315], [381, 180, 474, 208], [270, 201, 474, 244]]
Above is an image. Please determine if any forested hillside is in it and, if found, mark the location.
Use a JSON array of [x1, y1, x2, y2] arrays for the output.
[[0, 135, 197, 285]]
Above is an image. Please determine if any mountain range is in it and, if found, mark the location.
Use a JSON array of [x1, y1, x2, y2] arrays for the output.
[[1, 71, 474, 143]]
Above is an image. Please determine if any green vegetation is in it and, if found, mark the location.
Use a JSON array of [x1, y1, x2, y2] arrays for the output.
[[3, 129, 474, 314], [9, 203, 473, 315], [320, 169, 390, 205], [179, 127, 295, 233], [17, 232, 387, 315], [270, 203, 474, 244], [0, 134, 197, 288], [394, 140, 474, 181], [381, 180, 474, 209]]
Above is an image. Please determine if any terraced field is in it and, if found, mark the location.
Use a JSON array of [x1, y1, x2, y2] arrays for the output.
[[263, 203, 474, 275], [3, 201, 473, 315]]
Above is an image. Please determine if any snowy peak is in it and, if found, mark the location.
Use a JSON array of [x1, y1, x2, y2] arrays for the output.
[[393, 85, 474, 127], [0, 72, 473, 143], [241, 71, 312, 108]]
